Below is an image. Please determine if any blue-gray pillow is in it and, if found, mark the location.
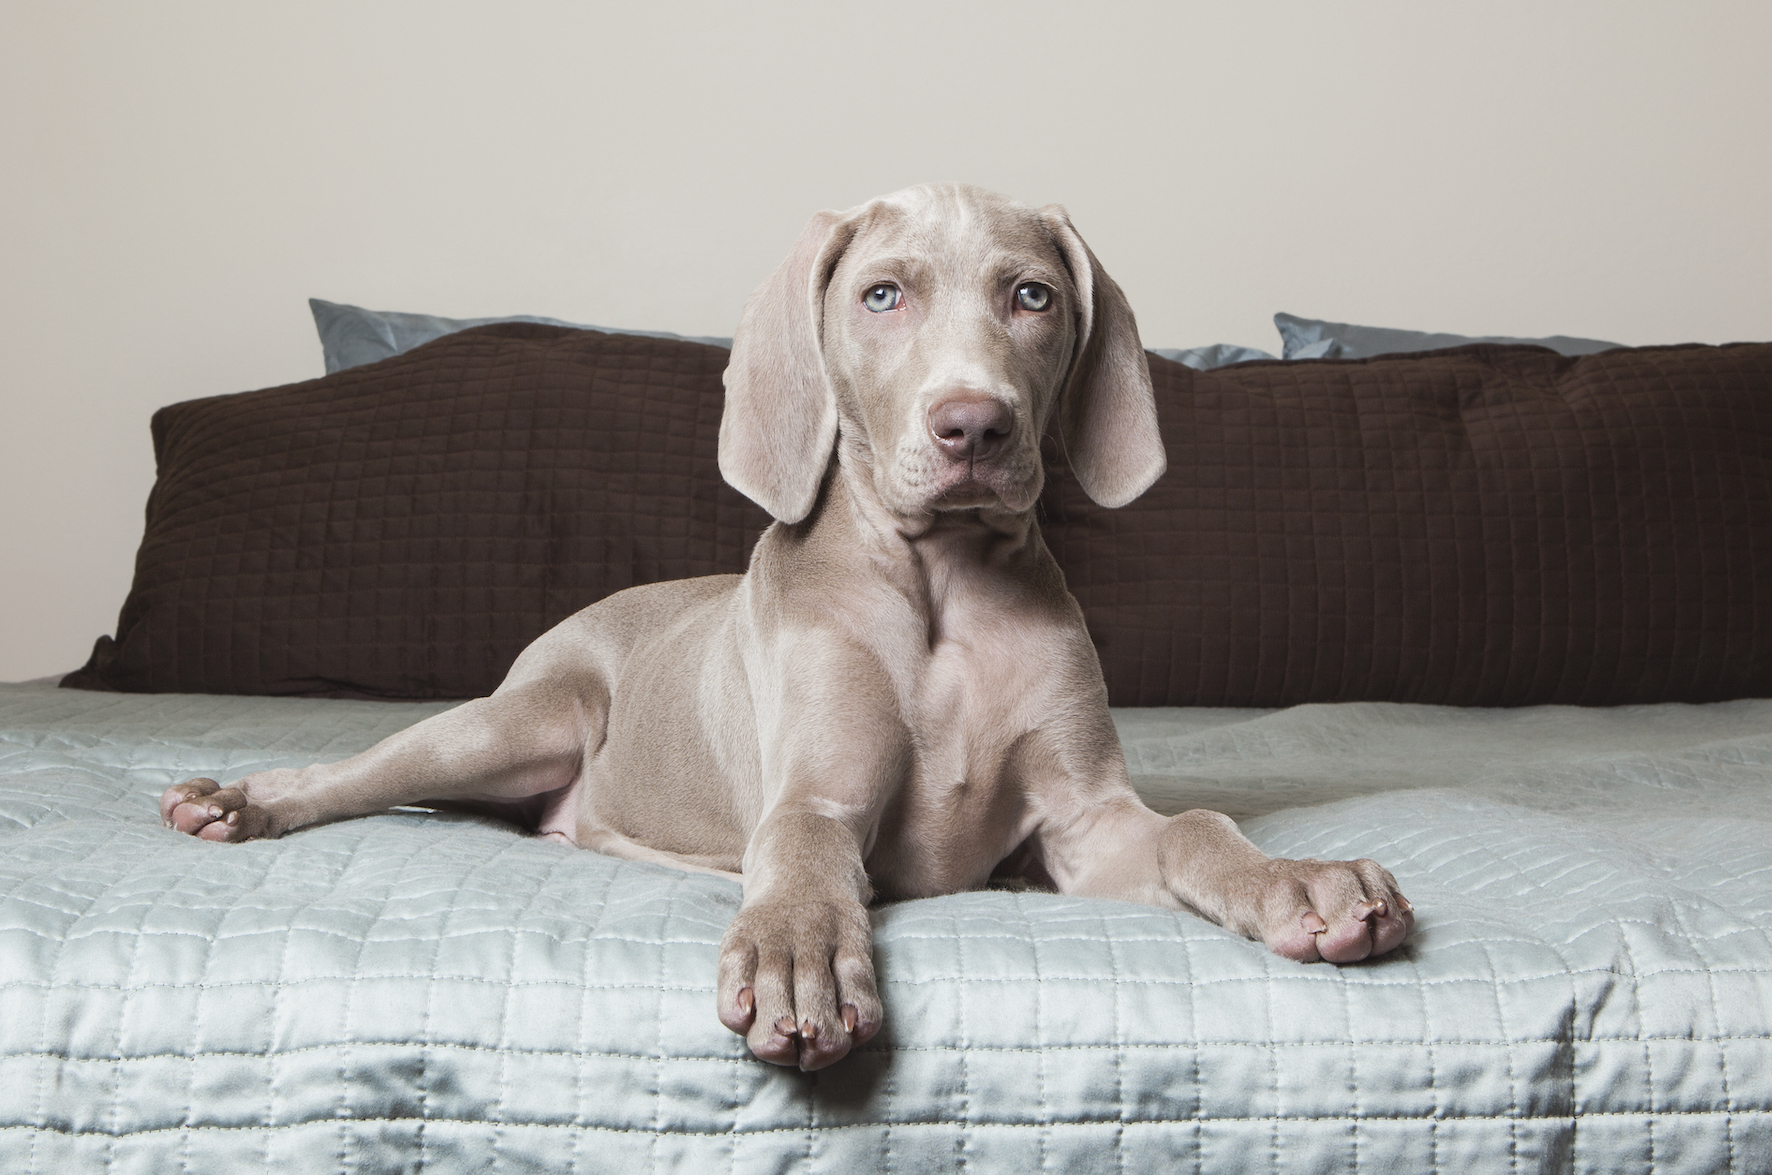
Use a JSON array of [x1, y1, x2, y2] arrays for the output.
[[310, 298, 733, 373], [1148, 343, 1277, 370], [1275, 311, 1621, 361], [313, 298, 1279, 375]]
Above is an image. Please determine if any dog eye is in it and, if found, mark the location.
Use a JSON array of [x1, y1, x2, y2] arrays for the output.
[[1016, 283, 1052, 312], [863, 284, 901, 313]]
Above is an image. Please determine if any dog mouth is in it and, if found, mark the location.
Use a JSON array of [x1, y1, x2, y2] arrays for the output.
[[931, 483, 999, 511], [924, 458, 1040, 514], [877, 432, 1043, 520]]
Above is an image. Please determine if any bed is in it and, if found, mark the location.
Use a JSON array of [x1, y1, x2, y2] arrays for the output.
[[4, 312, 1770, 1173]]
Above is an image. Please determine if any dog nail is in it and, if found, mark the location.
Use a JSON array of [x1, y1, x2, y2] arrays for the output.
[[1397, 895, 1414, 913], [1370, 900, 1387, 919], [773, 1016, 797, 1038], [225, 811, 239, 825], [737, 988, 754, 1017], [841, 1005, 858, 1034], [800, 1019, 818, 1041], [207, 806, 221, 818], [1302, 911, 1327, 934]]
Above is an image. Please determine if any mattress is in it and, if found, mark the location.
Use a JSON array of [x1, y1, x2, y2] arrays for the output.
[[3, 680, 1770, 1173]]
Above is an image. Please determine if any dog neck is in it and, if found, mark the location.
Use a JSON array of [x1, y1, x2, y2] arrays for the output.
[[754, 453, 1041, 666]]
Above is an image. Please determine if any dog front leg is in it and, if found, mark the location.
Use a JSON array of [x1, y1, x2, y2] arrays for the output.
[[716, 808, 883, 1070], [1050, 800, 1414, 963]]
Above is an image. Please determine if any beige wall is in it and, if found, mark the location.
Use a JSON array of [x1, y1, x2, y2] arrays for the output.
[[3, 2, 1768, 681]]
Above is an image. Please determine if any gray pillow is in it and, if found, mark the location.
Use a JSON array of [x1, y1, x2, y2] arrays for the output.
[[1275, 311, 1621, 361], [313, 297, 1283, 376], [310, 298, 734, 373], [1148, 343, 1277, 370]]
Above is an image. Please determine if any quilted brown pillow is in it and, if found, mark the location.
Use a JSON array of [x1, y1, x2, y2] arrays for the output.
[[1041, 342, 1772, 707], [68, 327, 1772, 708], [64, 324, 772, 699]]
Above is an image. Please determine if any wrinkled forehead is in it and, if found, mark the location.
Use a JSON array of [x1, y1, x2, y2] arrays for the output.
[[835, 185, 1072, 289]]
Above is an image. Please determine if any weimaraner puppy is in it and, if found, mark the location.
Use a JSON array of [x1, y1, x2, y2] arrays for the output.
[[161, 183, 1413, 1070]]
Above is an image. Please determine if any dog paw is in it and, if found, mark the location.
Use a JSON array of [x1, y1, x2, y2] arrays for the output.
[[1246, 857, 1414, 964], [159, 778, 272, 842], [716, 899, 881, 1070]]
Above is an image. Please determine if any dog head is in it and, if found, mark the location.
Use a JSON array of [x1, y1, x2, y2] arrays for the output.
[[721, 183, 1164, 526]]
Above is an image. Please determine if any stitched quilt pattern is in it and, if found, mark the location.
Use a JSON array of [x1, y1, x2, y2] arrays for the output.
[[3, 684, 1770, 1173]]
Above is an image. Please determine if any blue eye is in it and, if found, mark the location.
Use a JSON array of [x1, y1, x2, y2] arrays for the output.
[[863, 284, 901, 312], [1016, 283, 1051, 312]]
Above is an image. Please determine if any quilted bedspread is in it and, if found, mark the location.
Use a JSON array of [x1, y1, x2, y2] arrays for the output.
[[3, 681, 1770, 1174]]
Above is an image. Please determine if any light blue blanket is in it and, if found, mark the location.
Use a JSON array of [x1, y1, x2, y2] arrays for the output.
[[3, 682, 1769, 1172]]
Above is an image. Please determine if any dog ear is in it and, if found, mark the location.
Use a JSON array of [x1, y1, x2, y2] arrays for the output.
[[720, 209, 859, 523], [1041, 206, 1166, 508]]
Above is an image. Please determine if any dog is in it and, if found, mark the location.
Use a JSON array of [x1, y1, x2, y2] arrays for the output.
[[161, 183, 1413, 1071]]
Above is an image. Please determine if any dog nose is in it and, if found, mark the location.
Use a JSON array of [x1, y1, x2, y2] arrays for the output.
[[928, 393, 1014, 461]]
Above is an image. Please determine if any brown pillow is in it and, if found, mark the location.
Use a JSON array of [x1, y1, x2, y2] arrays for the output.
[[1040, 342, 1772, 707], [69, 328, 1772, 709], [64, 324, 771, 699]]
